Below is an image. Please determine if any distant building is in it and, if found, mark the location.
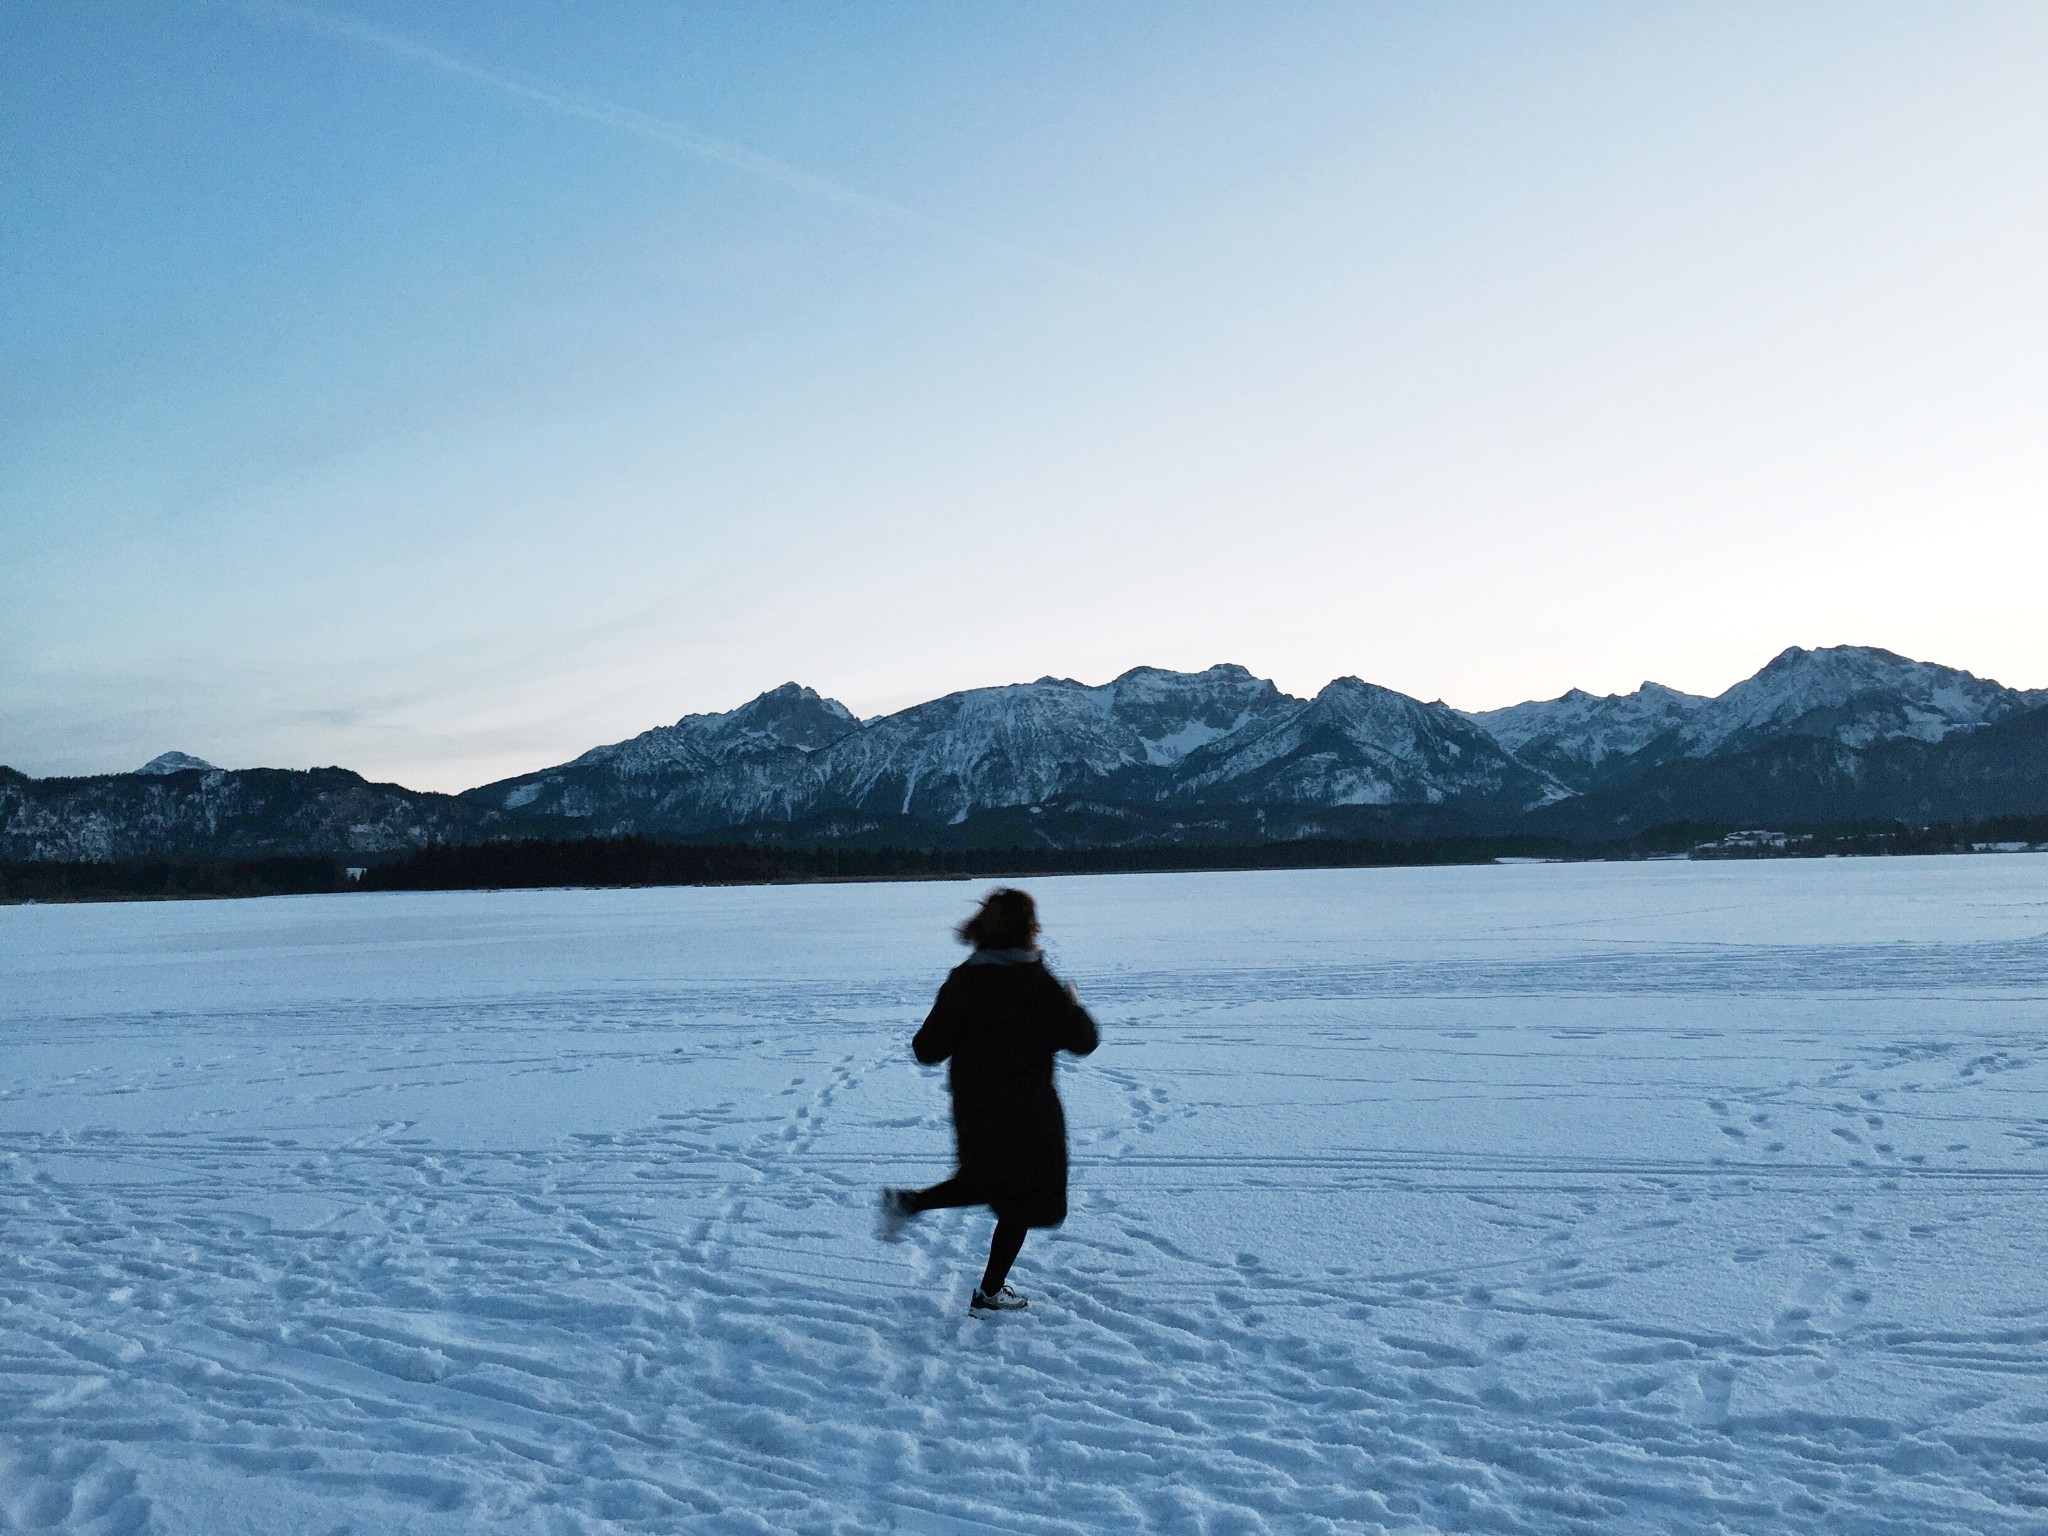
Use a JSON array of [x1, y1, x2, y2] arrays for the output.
[[1691, 829, 1808, 859]]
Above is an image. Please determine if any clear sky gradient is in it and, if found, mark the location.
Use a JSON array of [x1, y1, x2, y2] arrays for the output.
[[5, 2, 2045, 791]]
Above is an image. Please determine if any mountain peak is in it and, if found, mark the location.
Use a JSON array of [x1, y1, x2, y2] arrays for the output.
[[1111, 662, 1260, 685], [1463, 680, 1709, 790], [1172, 671, 1553, 810], [1682, 645, 2015, 756], [1766, 642, 1890, 666], [687, 683, 858, 752], [705, 681, 855, 722], [1315, 674, 1375, 697], [137, 751, 216, 775], [1310, 675, 1433, 713]]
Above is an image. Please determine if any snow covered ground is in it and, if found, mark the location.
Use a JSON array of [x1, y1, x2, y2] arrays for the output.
[[4, 857, 2047, 1535]]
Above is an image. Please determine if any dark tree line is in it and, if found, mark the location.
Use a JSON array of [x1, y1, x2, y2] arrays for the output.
[[7, 815, 2043, 903], [358, 832, 1587, 889], [363, 838, 787, 890], [0, 856, 347, 902]]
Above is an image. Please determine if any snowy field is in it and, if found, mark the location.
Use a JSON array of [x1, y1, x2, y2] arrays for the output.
[[4, 857, 2047, 1536]]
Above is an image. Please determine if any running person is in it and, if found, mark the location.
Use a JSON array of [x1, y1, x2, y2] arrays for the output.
[[878, 888, 1099, 1313]]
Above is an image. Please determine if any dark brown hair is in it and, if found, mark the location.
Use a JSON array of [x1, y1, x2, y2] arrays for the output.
[[957, 887, 1039, 950]]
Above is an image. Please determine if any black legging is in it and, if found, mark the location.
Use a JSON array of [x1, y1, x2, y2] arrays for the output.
[[905, 1178, 1029, 1294]]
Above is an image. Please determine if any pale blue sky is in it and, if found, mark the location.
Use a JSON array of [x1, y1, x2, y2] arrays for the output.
[[5, 2, 2045, 791]]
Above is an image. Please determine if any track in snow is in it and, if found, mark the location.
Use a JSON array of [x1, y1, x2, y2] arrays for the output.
[[4, 858, 2048, 1533]]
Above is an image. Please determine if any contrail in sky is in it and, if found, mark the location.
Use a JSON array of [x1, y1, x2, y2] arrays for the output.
[[233, 0, 1115, 287]]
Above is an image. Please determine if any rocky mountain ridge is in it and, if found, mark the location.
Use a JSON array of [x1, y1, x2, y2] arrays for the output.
[[0, 765, 492, 864], [4, 646, 2043, 861], [462, 664, 1564, 838], [1464, 682, 1708, 791]]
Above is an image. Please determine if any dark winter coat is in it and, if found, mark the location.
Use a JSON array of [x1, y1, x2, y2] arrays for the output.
[[912, 949, 1100, 1228]]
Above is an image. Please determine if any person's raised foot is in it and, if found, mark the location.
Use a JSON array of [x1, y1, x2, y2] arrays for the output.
[[970, 1284, 1028, 1313], [875, 1188, 915, 1243]]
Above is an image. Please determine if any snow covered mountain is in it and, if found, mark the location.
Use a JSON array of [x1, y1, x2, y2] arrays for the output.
[[1473, 646, 2048, 838], [561, 682, 858, 775], [461, 666, 1300, 833], [0, 766, 489, 863], [1466, 646, 2042, 793], [1670, 646, 2036, 757], [471, 683, 857, 832], [806, 665, 1296, 824], [7, 645, 2043, 864], [463, 664, 1552, 835], [1538, 701, 2048, 838], [1173, 677, 1563, 809], [136, 751, 217, 775], [1464, 683, 1707, 791]]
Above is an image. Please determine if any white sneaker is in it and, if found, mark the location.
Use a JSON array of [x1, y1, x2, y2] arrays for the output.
[[875, 1188, 914, 1243], [970, 1284, 1028, 1313]]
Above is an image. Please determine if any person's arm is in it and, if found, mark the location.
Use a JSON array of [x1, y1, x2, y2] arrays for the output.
[[1051, 974, 1099, 1057], [912, 975, 962, 1065]]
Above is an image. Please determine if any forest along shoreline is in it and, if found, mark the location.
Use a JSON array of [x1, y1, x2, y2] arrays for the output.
[[4, 821, 2047, 904]]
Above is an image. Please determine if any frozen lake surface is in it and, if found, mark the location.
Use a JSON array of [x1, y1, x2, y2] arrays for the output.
[[4, 857, 2047, 1534]]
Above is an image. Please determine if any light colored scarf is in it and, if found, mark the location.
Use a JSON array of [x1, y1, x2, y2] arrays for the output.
[[964, 947, 1039, 965]]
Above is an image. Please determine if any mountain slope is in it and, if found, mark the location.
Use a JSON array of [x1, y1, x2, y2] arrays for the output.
[[1465, 683, 1706, 791], [137, 751, 218, 776], [10, 646, 2045, 865], [1468, 646, 2043, 796], [1673, 645, 2034, 758], [810, 665, 1295, 824], [1539, 699, 2048, 836], [1172, 677, 1564, 810], [465, 683, 857, 835], [0, 765, 489, 863]]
